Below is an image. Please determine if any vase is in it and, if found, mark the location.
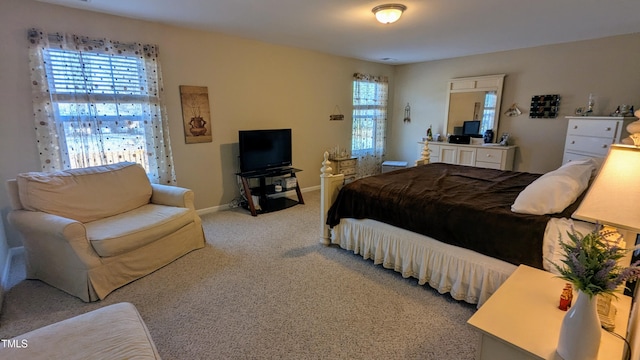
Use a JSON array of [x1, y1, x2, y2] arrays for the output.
[[556, 290, 601, 360], [189, 117, 207, 136], [483, 129, 494, 143]]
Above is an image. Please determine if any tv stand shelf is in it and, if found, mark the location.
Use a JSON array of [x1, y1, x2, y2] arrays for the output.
[[237, 167, 304, 216]]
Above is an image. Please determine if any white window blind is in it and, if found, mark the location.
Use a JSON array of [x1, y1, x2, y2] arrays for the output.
[[45, 48, 144, 97]]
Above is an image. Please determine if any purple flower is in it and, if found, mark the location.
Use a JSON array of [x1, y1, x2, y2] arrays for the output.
[[613, 266, 640, 287], [568, 252, 586, 278], [553, 224, 640, 298], [594, 259, 616, 283]]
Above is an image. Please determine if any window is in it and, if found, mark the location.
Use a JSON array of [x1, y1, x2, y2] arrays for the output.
[[44, 49, 150, 170], [480, 91, 497, 135], [28, 29, 176, 184], [352, 81, 380, 152], [351, 73, 388, 177]]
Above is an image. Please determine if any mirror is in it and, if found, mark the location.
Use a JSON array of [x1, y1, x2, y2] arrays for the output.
[[444, 74, 505, 143]]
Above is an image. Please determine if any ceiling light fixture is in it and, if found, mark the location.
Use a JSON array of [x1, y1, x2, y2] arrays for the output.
[[372, 4, 407, 24]]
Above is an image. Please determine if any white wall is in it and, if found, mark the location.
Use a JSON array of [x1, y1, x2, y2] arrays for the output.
[[388, 35, 640, 173], [0, 0, 393, 250]]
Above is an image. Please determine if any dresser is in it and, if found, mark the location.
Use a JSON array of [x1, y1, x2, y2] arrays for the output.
[[418, 142, 517, 170], [562, 116, 635, 164], [329, 156, 357, 182]]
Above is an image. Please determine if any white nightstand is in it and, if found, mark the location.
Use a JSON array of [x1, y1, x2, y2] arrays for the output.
[[467, 265, 631, 360]]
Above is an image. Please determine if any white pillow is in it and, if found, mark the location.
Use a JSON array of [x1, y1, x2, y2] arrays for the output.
[[511, 159, 596, 215]]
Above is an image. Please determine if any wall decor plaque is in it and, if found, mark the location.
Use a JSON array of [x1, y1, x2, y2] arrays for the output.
[[180, 85, 212, 144], [530, 94, 560, 118]]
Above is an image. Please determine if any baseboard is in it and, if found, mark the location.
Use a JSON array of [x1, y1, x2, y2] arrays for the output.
[[301, 185, 320, 192], [196, 204, 230, 216], [196, 185, 320, 216]]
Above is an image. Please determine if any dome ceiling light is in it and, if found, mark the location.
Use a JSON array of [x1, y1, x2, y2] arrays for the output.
[[372, 4, 407, 24]]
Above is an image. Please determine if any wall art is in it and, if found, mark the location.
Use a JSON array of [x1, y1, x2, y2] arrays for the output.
[[329, 105, 344, 121], [529, 94, 560, 118], [180, 85, 212, 144]]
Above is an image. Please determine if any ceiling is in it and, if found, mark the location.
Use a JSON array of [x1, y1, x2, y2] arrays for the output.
[[38, 0, 640, 65]]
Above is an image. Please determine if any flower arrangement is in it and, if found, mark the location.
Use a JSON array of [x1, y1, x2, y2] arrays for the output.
[[553, 224, 640, 298]]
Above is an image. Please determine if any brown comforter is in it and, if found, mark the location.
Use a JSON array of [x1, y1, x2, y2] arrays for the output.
[[326, 163, 581, 269]]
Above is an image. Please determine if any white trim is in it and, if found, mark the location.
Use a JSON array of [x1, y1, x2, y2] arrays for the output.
[[196, 205, 229, 216], [302, 185, 321, 192]]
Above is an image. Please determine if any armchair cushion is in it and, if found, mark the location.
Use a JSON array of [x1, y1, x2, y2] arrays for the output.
[[16, 162, 152, 223], [87, 204, 195, 257]]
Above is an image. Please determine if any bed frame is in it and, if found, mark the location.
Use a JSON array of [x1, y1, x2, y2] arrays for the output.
[[320, 152, 345, 245]]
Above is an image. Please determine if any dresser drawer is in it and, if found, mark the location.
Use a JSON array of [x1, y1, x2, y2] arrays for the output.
[[337, 159, 356, 168], [341, 167, 356, 176], [562, 151, 602, 164], [476, 148, 504, 164], [427, 144, 441, 154], [565, 134, 612, 156], [567, 119, 619, 138], [475, 161, 502, 170]]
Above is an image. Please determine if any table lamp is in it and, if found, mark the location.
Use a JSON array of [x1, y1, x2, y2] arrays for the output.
[[571, 144, 640, 332], [572, 144, 640, 234]]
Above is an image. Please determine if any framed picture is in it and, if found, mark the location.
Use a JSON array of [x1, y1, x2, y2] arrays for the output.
[[180, 85, 212, 144]]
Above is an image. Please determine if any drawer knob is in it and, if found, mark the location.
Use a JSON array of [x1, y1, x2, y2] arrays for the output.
[[602, 144, 608, 148], [573, 125, 578, 129], [605, 127, 612, 131], [486, 154, 492, 157], [571, 141, 575, 144]]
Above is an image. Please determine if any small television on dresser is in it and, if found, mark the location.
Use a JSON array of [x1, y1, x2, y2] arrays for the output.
[[238, 129, 292, 174], [462, 120, 482, 137]]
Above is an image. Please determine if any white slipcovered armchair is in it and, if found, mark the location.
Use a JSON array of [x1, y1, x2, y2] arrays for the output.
[[5, 162, 205, 302]]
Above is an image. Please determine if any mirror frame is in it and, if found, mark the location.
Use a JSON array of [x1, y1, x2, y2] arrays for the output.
[[444, 74, 505, 142]]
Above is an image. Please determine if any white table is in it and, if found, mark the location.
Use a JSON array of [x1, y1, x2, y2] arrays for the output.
[[467, 265, 631, 360]]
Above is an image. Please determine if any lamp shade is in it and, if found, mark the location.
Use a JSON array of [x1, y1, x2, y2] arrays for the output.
[[372, 4, 407, 24], [572, 145, 640, 232]]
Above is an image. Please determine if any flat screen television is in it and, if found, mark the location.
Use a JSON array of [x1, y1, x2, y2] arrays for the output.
[[238, 129, 292, 173], [462, 120, 482, 137]]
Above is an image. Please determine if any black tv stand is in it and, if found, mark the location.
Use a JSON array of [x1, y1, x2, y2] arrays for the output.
[[237, 167, 304, 216]]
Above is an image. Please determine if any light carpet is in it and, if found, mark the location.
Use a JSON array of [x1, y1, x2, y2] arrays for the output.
[[0, 190, 479, 359]]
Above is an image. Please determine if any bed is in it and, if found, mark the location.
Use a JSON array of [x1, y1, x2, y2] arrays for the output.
[[319, 152, 600, 307]]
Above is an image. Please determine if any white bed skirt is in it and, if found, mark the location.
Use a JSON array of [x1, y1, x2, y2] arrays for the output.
[[330, 216, 596, 308], [331, 218, 517, 308]]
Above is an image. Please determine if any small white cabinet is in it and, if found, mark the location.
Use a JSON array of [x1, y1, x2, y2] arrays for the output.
[[562, 116, 635, 164], [419, 142, 516, 170], [329, 157, 357, 182], [468, 265, 631, 360]]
